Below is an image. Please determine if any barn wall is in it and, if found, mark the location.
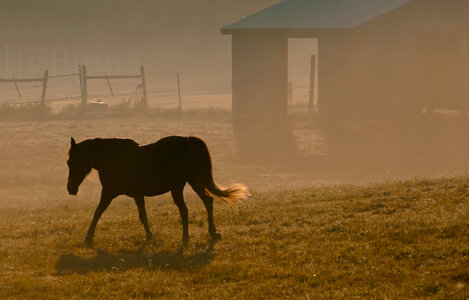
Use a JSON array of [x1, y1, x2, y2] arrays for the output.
[[317, 32, 355, 120], [353, 0, 469, 117], [319, 7, 419, 121], [319, 0, 469, 122], [232, 33, 288, 119]]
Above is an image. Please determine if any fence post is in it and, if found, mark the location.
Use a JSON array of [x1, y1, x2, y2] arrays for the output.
[[106, 50, 110, 74], [309, 54, 316, 115], [81, 65, 88, 106], [41, 70, 49, 106], [79, 65, 83, 100], [140, 65, 148, 107], [96, 52, 100, 75], [12, 77, 21, 98], [41, 48, 44, 72], [53, 49, 57, 75], [4, 45, 8, 78], [18, 47, 22, 78], [177, 72, 182, 111], [30, 48, 34, 77], [106, 76, 114, 96], [127, 49, 130, 75], [64, 50, 68, 74]]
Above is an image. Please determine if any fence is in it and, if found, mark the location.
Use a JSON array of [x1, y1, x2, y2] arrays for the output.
[[0, 65, 147, 107], [0, 46, 141, 79]]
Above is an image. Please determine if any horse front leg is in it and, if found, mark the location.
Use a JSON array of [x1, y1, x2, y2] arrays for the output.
[[85, 189, 114, 248], [134, 196, 152, 241], [171, 188, 189, 248]]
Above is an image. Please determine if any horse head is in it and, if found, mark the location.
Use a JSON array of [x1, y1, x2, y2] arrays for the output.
[[67, 138, 92, 195]]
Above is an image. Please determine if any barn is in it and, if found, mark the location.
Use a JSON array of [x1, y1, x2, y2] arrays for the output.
[[221, 0, 469, 122]]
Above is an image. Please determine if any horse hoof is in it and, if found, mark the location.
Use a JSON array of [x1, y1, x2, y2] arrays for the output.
[[146, 233, 153, 241], [211, 232, 222, 241], [84, 238, 94, 248]]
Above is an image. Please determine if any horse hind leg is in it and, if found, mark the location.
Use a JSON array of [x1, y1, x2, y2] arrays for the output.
[[171, 188, 189, 248], [191, 183, 221, 241], [133, 196, 152, 241]]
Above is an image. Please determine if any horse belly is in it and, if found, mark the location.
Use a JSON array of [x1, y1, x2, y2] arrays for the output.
[[136, 149, 190, 195], [137, 170, 180, 197]]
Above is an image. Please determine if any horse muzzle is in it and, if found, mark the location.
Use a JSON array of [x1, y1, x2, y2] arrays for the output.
[[67, 183, 78, 195]]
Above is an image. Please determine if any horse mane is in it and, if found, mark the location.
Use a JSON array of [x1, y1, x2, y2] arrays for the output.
[[69, 138, 139, 157]]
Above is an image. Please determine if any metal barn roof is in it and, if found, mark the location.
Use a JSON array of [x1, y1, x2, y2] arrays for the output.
[[222, 0, 412, 33]]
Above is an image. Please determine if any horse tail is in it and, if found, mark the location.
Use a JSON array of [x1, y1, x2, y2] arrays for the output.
[[188, 136, 249, 211]]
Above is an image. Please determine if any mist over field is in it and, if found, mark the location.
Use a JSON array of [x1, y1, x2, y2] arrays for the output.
[[0, 0, 468, 298], [0, 0, 279, 92]]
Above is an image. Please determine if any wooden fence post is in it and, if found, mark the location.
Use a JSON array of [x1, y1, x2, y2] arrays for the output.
[[177, 72, 182, 111], [4, 45, 8, 78], [106, 76, 114, 96], [81, 65, 88, 106], [79, 65, 83, 100], [12, 77, 21, 98], [309, 54, 316, 115], [140, 65, 148, 107], [18, 47, 22, 78], [41, 70, 49, 106], [30, 48, 34, 77]]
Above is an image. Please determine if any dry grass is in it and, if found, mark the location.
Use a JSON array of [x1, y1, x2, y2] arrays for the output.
[[1, 178, 468, 299], [0, 114, 468, 298]]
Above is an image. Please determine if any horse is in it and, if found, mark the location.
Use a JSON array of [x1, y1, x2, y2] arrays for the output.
[[66, 136, 249, 248]]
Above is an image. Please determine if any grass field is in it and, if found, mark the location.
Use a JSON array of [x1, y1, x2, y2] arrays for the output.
[[0, 112, 468, 298]]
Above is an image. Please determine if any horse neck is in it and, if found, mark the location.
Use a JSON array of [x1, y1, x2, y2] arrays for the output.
[[82, 139, 102, 170]]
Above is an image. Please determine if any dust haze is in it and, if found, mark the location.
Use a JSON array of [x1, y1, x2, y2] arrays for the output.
[[1, 1, 468, 298], [0, 0, 468, 200]]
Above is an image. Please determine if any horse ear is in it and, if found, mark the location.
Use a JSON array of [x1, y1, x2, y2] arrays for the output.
[[71, 137, 76, 147]]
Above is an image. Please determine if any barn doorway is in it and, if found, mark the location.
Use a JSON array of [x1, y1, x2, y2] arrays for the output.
[[288, 38, 318, 115]]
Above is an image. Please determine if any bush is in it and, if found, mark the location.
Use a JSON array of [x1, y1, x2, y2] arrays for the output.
[[0, 102, 52, 121]]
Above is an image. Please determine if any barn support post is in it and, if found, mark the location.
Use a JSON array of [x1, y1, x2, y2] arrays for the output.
[[231, 33, 288, 121], [40, 70, 49, 106], [140, 65, 148, 107], [309, 54, 316, 115]]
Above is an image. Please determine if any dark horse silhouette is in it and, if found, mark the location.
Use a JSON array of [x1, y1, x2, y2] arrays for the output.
[[67, 136, 249, 248]]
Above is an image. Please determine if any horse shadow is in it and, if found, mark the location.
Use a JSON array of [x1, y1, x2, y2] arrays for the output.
[[55, 244, 215, 274]]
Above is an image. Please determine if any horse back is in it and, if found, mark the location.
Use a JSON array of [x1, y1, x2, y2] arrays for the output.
[[135, 136, 205, 192]]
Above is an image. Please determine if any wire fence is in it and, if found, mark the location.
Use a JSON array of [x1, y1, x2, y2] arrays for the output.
[[0, 45, 141, 78]]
